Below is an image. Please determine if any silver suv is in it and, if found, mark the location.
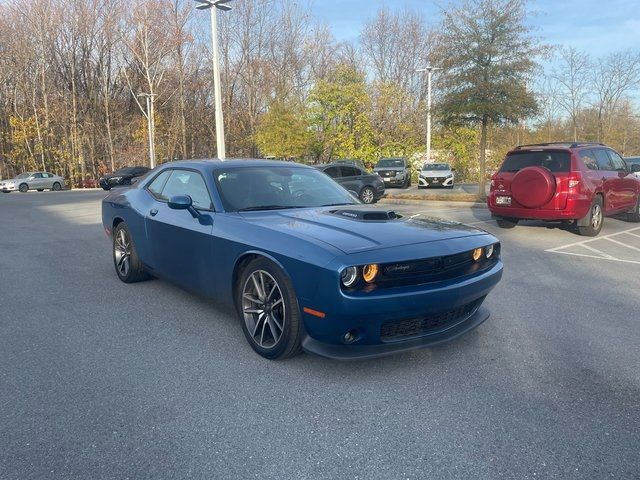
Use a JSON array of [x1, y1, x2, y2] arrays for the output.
[[373, 158, 411, 188]]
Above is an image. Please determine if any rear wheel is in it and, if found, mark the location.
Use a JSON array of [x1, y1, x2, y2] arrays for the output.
[[19, 183, 28, 193], [37, 189, 44, 192], [237, 257, 303, 360], [52, 182, 62, 191], [113, 223, 149, 283], [628, 194, 640, 223], [496, 218, 518, 229], [360, 186, 375, 204], [577, 196, 604, 237]]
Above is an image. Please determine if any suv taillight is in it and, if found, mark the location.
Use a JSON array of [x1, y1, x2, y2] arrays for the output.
[[568, 171, 582, 190]]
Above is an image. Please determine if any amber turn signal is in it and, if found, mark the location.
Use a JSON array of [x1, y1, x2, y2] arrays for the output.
[[362, 264, 379, 283]]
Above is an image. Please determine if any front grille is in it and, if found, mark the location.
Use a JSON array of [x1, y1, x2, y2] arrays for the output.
[[380, 298, 484, 341]]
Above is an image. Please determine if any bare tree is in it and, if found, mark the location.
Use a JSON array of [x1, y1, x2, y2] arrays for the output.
[[552, 47, 591, 141]]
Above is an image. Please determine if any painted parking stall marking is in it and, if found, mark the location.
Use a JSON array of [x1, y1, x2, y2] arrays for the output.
[[546, 226, 640, 265]]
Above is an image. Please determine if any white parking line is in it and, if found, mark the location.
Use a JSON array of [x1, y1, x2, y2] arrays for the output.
[[546, 226, 640, 265]]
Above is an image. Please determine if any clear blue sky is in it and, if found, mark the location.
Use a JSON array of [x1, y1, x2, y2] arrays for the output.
[[310, 0, 640, 57]]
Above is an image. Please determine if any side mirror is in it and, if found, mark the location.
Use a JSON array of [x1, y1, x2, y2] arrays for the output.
[[632, 164, 640, 173], [168, 195, 192, 210]]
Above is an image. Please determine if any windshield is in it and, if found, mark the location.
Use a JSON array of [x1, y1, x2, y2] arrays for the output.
[[15, 173, 32, 179], [376, 159, 405, 168], [625, 157, 640, 165], [215, 166, 358, 212], [500, 151, 571, 173], [422, 163, 450, 171]]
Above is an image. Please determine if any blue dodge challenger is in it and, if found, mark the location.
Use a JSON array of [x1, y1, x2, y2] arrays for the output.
[[102, 160, 503, 360]]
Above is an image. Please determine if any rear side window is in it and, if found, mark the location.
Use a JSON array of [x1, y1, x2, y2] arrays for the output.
[[500, 151, 570, 173], [593, 150, 613, 171], [579, 150, 598, 170], [341, 166, 360, 177]]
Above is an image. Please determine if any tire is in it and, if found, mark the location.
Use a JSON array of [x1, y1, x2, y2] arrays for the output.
[[627, 195, 640, 223], [496, 218, 518, 229], [37, 189, 44, 192], [102, 186, 111, 191], [113, 222, 149, 283], [52, 182, 62, 191], [19, 183, 28, 193], [577, 196, 604, 237], [359, 186, 375, 204], [236, 257, 303, 360]]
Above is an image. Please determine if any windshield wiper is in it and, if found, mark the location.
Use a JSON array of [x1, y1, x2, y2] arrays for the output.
[[238, 205, 302, 212]]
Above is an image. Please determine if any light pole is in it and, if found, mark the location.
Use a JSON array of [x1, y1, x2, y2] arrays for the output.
[[417, 66, 442, 163], [137, 93, 157, 169], [194, 0, 233, 160]]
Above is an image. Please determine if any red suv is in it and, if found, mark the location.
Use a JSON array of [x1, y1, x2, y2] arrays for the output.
[[488, 142, 640, 236]]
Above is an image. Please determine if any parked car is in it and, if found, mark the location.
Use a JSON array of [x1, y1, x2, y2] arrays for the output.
[[332, 159, 367, 170], [315, 162, 385, 204], [418, 163, 455, 188], [102, 160, 503, 360], [99, 166, 150, 190], [488, 142, 640, 236], [373, 157, 412, 188], [624, 156, 640, 179], [0, 172, 65, 193]]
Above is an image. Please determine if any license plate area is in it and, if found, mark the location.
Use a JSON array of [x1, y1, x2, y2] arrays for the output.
[[496, 196, 511, 205]]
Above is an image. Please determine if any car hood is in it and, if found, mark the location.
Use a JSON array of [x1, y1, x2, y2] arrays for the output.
[[240, 207, 486, 254], [421, 170, 453, 176]]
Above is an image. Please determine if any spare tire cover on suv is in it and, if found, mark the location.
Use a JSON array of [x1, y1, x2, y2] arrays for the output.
[[511, 166, 556, 208]]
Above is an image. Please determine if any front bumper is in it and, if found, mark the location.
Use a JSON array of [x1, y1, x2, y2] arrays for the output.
[[419, 176, 454, 187], [0, 185, 16, 191], [300, 260, 503, 360], [302, 305, 490, 359]]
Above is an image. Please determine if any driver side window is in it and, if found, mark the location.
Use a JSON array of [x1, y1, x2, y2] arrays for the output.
[[160, 170, 213, 210]]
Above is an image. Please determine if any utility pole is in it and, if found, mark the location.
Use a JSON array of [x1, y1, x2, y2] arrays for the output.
[[137, 93, 157, 169], [194, 0, 233, 160], [417, 66, 442, 162]]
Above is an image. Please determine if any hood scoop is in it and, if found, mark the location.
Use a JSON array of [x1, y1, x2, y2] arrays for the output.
[[327, 209, 402, 222]]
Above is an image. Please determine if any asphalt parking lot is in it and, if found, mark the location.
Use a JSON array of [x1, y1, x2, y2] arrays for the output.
[[1, 190, 639, 479]]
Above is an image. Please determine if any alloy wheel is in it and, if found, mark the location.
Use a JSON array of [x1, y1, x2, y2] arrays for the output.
[[591, 204, 602, 230], [361, 188, 374, 204], [242, 270, 285, 349], [114, 228, 131, 277]]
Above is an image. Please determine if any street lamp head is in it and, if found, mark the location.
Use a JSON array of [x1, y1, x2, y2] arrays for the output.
[[417, 66, 443, 73], [193, 0, 233, 10]]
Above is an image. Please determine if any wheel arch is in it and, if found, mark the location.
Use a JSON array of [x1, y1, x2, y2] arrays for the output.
[[231, 250, 293, 310]]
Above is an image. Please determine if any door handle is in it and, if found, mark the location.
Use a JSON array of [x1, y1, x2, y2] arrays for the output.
[[150, 208, 158, 217]]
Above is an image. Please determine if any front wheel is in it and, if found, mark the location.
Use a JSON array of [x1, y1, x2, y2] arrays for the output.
[[237, 258, 303, 360], [113, 223, 149, 283], [19, 183, 28, 193], [577, 196, 604, 236], [359, 186, 375, 204]]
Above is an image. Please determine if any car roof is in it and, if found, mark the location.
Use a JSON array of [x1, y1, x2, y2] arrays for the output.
[[512, 142, 607, 152], [157, 159, 313, 171]]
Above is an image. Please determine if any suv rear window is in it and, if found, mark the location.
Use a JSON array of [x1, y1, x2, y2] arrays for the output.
[[500, 151, 570, 173]]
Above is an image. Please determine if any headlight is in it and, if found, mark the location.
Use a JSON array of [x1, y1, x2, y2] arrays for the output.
[[111, 176, 122, 181], [485, 244, 497, 259], [340, 266, 359, 287], [472, 248, 483, 262], [362, 264, 379, 283], [447, 173, 454, 178]]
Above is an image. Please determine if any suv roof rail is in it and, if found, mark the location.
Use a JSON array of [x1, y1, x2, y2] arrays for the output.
[[514, 141, 605, 150]]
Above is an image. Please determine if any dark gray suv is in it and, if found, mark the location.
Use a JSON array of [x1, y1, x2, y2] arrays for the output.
[[373, 157, 411, 188], [315, 163, 385, 204]]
